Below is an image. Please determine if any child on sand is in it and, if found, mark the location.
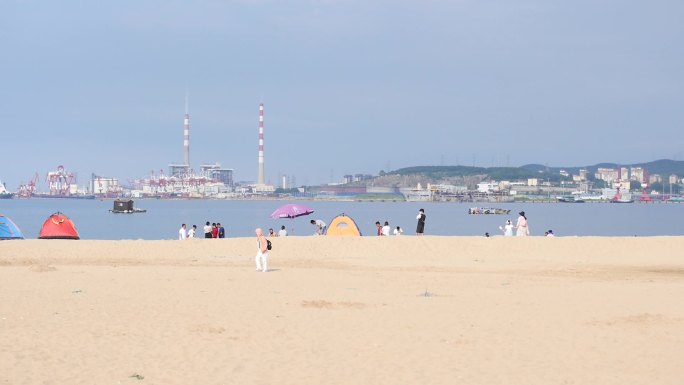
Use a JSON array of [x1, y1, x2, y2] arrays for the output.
[[499, 220, 514, 236]]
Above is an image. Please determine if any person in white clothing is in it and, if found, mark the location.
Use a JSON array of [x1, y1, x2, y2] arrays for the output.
[[187, 225, 197, 238], [178, 224, 187, 240], [499, 220, 514, 236], [277, 225, 288, 237], [393, 226, 404, 235], [310, 219, 327, 235], [255, 228, 269, 272], [203, 221, 212, 239], [381, 221, 391, 236]]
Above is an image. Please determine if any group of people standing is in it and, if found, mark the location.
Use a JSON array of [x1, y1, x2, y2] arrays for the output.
[[498, 211, 553, 236], [499, 211, 530, 236], [178, 221, 225, 240]]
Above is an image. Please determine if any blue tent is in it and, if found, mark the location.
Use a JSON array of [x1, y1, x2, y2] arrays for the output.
[[0, 214, 24, 240]]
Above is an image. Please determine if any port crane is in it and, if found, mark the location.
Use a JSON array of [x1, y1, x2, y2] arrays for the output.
[[18, 173, 39, 198]]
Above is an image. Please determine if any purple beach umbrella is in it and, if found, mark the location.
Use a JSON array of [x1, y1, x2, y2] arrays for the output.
[[269, 203, 314, 219]]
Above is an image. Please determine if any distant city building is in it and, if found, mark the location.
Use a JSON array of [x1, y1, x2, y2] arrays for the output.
[[343, 174, 354, 184], [579, 169, 588, 181], [621, 167, 629, 181], [649, 174, 662, 184], [630, 167, 644, 182], [431, 184, 467, 193], [595, 168, 619, 183], [527, 178, 539, 187], [559, 169, 569, 177], [252, 184, 275, 193], [354, 174, 373, 182], [90, 175, 120, 196], [478, 182, 500, 193], [169, 164, 190, 178], [200, 164, 233, 187], [669, 174, 678, 184]]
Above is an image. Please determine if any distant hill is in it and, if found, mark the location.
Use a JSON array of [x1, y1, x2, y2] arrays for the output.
[[520, 159, 684, 178], [388, 159, 684, 183], [390, 165, 538, 180]]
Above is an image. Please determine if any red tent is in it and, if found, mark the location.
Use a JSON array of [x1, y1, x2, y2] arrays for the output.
[[38, 212, 80, 240]]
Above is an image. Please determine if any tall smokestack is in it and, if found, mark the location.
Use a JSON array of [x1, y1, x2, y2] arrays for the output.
[[257, 103, 265, 185], [183, 94, 190, 167]]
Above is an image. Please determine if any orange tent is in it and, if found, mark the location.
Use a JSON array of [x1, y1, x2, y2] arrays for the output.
[[38, 212, 80, 240], [326, 214, 362, 236]]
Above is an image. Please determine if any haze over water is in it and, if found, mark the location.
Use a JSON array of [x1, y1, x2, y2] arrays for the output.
[[2, 200, 682, 240]]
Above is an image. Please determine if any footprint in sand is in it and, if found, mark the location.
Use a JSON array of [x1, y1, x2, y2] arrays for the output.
[[28, 265, 57, 272], [301, 300, 366, 309]]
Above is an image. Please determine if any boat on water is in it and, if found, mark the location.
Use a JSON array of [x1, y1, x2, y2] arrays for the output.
[[401, 184, 432, 202], [109, 199, 147, 214], [611, 198, 635, 203], [557, 195, 585, 203], [468, 207, 511, 215], [610, 191, 634, 203], [0, 181, 13, 199]]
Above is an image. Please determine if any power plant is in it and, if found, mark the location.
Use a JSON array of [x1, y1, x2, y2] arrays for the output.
[[6, 99, 281, 199], [127, 96, 235, 198]]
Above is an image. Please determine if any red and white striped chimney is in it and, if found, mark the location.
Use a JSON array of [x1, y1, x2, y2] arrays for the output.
[[257, 103, 265, 185], [183, 95, 190, 167]]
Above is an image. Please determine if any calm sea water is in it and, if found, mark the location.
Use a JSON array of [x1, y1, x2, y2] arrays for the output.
[[1, 199, 683, 239]]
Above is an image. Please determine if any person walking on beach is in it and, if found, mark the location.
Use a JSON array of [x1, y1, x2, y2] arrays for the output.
[[515, 211, 530, 236], [255, 228, 269, 272], [187, 225, 197, 238], [203, 221, 212, 239], [310, 219, 326, 235], [278, 225, 288, 237], [416, 209, 426, 235], [500, 219, 514, 236], [212, 223, 219, 239], [218, 223, 225, 238], [268, 228, 276, 237], [375, 221, 383, 236], [178, 224, 187, 240], [393, 226, 404, 235]]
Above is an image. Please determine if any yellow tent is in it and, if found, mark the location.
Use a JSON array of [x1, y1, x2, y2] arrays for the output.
[[326, 214, 362, 236]]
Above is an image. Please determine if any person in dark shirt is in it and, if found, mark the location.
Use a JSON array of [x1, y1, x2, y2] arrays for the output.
[[416, 209, 426, 235]]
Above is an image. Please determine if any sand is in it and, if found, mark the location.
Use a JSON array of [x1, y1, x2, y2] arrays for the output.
[[1, 236, 683, 385]]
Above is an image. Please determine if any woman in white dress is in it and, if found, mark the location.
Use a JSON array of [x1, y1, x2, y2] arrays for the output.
[[515, 211, 530, 236]]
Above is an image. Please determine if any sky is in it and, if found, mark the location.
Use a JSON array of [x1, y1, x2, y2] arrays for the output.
[[1, 0, 683, 189]]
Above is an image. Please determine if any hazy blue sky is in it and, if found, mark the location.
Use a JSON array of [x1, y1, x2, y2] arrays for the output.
[[2, 0, 683, 188]]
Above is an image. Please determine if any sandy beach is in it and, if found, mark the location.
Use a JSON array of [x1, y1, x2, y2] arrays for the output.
[[1, 236, 683, 385]]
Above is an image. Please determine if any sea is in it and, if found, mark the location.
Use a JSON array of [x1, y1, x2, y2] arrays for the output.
[[1, 199, 682, 240]]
